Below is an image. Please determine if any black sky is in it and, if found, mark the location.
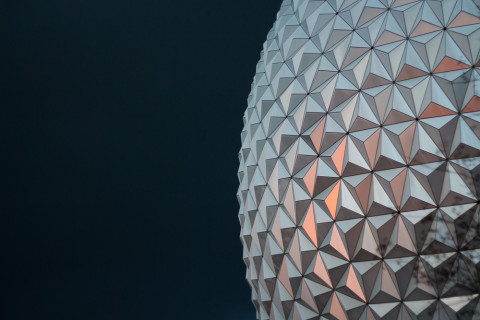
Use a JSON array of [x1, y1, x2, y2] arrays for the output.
[[2, 1, 281, 319]]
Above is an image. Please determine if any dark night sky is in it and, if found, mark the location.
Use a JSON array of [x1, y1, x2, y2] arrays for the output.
[[2, 1, 281, 319]]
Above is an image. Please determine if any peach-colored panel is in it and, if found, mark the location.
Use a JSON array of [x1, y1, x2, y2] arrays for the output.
[[270, 291, 282, 320], [397, 217, 416, 253], [384, 110, 415, 125], [399, 123, 416, 161], [329, 90, 357, 111], [346, 265, 366, 301], [463, 96, 480, 113], [392, 0, 417, 8], [358, 7, 385, 26], [381, 263, 400, 299], [271, 211, 284, 251], [363, 73, 391, 89], [330, 293, 348, 320], [420, 102, 456, 119], [300, 279, 318, 312], [313, 253, 332, 287], [325, 181, 341, 219], [411, 21, 441, 37], [278, 258, 293, 297], [361, 222, 380, 255], [291, 305, 301, 320], [374, 86, 393, 120], [390, 168, 407, 208], [331, 225, 349, 260], [365, 307, 377, 320], [331, 137, 347, 175], [302, 203, 318, 247], [396, 64, 428, 82], [343, 47, 370, 68], [283, 182, 297, 224], [364, 129, 380, 168], [289, 231, 302, 272], [376, 30, 404, 46], [355, 174, 372, 213], [449, 11, 480, 28], [303, 159, 318, 197], [434, 56, 470, 73], [310, 117, 326, 154]]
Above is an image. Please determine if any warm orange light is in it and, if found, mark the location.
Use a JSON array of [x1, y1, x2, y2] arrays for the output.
[[331, 137, 347, 175], [302, 203, 317, 246], [313, 253, 332, 288], [303, 159, 318, 197], [346, 265, 366, 301], [325, 181, 340, 219], [434, 56, 470, 74]]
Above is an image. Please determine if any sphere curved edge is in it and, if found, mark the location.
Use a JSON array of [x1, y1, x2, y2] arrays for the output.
[[238, 0, 480, 319]]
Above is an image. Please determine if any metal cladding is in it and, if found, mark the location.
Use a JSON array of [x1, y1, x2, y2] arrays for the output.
[[237, 0, 480, 319]]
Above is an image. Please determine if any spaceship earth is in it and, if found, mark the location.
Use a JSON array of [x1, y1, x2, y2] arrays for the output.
[[237, 0, 480, 319]]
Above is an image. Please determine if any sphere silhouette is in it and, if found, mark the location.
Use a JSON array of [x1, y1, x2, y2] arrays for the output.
[[237, 0, 480, 319]]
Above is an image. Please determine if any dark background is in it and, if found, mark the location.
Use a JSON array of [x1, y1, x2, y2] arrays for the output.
[[2, 1, 281, 319]]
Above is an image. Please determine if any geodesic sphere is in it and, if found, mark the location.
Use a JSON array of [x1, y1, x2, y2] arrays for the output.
[[237, 0, 480, 319]]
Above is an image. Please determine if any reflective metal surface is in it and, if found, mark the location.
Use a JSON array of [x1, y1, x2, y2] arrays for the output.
[[237, 0, 480, 318]]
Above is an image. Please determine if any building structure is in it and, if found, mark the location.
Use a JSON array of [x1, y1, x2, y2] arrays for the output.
[[237, 0, 480, 318]]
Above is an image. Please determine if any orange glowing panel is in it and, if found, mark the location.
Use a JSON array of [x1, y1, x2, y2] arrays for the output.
[[434, 56, 470, 74], [420, 102, 456, 119], [355, 174, 372, 213], [325, 181, 341, 220], [463, 96, 480, 113], [330, 224, 349, 260], [396, 64, 428, 82], [330, 293, 348, 320], [399, 123, 415, 161], [303, 159, 318, 197], [302, 203, 318, 246], [331, 137, 347, 175], [346, 265, 366, 301]]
